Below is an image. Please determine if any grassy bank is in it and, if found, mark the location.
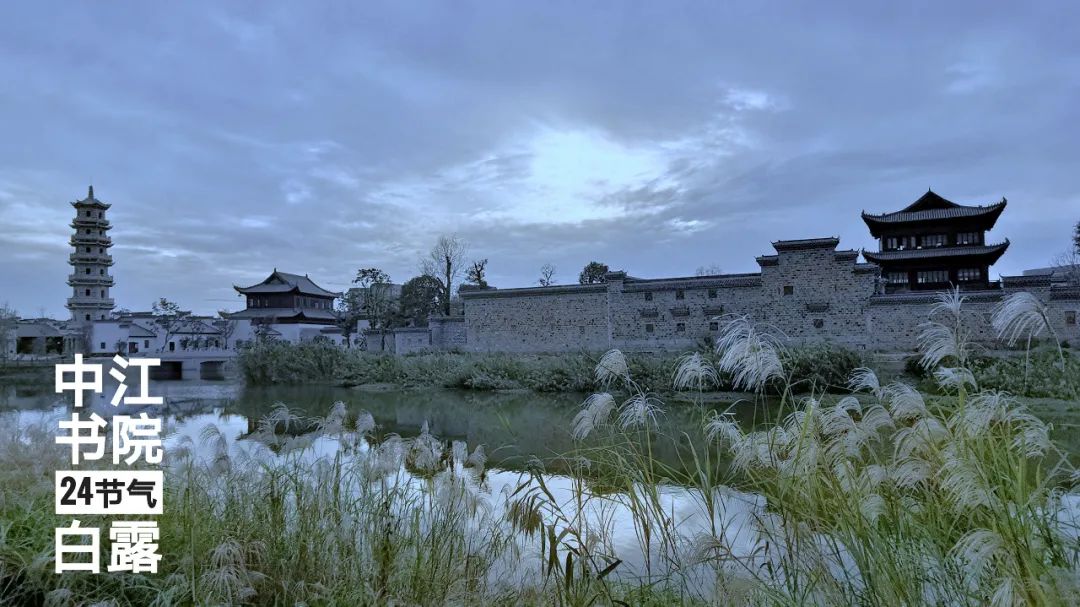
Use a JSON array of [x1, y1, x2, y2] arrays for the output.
[[238, 340, 865, 395], [3, 294, 1077, 605]]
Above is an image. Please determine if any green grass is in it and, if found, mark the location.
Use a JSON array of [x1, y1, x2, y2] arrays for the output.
[[237, 340, 866, 396]]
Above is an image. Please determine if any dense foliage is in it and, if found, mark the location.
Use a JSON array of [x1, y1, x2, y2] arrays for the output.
[[238, 340, 865, 395]]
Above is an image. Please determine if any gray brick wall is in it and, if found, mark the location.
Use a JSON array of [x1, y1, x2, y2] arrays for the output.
[[435, 239, 1080, 355]]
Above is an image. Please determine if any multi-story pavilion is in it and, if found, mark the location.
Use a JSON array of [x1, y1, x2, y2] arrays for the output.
[[67, 186, 116, 321], [861, 190, 1009, 293], [231, 270, 340, 325]]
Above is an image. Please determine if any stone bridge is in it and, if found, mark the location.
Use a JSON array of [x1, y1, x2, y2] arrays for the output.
[[131, 350, 236, 380]]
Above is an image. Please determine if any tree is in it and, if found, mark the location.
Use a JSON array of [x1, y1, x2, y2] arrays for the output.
[[354, 267, 395, 349], [399, 275, 443, 326], [578, 261, 609, 285], [216, 310, 238, 350], [0, 302, 16, 361], [538, 263, 556, 287], [151, 298, 189, 352], [420, 235, 468, 316], [334, 290, 365, 348], [1054, 221, 1080, 286], [465, 258, 489, 288], [695, 263, 723, 276]]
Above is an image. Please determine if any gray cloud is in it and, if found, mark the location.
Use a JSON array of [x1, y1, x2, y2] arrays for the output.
[[1, 1, 1079, 316]]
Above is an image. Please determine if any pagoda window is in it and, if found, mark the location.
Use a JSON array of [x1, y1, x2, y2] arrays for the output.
[[676, 322, 686, 333], [958, 268, 982, 281], [886, 272, 907, 285], [917, 270, 949, 284], [957, 232, 981, 245], [884, 237, 898, 250], [85, 268, 90, 274], [922, 234, 947, 248], [85, 289, 91, 296]]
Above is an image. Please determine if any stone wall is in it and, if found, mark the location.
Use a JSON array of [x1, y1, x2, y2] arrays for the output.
[[460, 285, 610, 352], [442, 237, 1080, 355], [429, 316, 466, 351]]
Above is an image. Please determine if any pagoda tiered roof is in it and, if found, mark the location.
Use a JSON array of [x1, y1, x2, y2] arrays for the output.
[[861, 190, 1006, 237], [862, 240, 1009, 264], [234, 270, 340, 298], [70, 185, 111, 209]]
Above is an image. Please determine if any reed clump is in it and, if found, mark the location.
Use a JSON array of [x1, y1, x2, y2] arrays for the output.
[[238, 340, 865, 395]]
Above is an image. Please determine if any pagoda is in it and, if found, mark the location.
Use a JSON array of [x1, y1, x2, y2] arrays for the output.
[[861, 190, 1009, 293], [66, 186, 116, 321]]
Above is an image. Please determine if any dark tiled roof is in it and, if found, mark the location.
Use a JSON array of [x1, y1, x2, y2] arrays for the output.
[[862, 192, 1006, 230], [772, 237, 840, 251], [229, 308, 337, 321], [70, 185, 110, 209], [458, 283, 608, 299], [862, 241, 1009, 263], [235, 270, 340, 297]]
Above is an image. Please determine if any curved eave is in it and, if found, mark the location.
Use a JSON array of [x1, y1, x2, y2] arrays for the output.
[[71, 200, 111, 210], [861, 240, 1009, 265], [861, 200, 1006, 238]]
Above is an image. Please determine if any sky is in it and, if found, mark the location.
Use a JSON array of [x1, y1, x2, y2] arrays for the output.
[[1, 2, 1079, 318]]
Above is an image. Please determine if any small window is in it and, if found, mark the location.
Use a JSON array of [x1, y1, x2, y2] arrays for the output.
[[645, 323, 655, 334], [922, 234, 947, 248], [99, 342, 106, 350], [709, 321, 719, 331], [85, 247, 90, 253], [85, 314, 90, 321], [644, 292, 653, 301], [956, 232, 981, 245], [917, 270, 949, 284], [84, 268, 90, 274], [99, 269, 104, 275], [85, 289, 91, 296], [675, 289, 685, 300], [100, 290, 105, 298], [958, 268, 981, 281], [144, 340, 150, 348], [1067, 311, 1077, 326], [813, 319, 824, 329], [676, 322, 686, 333], [783, 285, 794, 296], [707, 288, 717, 298]]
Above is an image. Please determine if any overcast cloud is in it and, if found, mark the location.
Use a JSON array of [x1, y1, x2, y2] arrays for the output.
[[2, 1, 1078, 317]]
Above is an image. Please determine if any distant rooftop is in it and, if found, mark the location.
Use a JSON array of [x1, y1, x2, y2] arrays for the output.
[[235, 270, 340, 298], [70, 185, 110, 209], [862, 190, 1006, 236]]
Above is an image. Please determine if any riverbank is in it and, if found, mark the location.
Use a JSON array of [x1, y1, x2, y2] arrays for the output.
[[3, 344, 1078, 605], [237, 340, 867, 395]]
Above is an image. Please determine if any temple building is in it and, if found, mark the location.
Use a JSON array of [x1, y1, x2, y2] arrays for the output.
[[231, 270, 340, 326], [861, 190, 1009, 293], [66, 186, 116, 322]]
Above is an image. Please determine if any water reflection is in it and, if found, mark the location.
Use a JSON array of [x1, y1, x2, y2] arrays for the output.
[[2, 378, 780, 474]]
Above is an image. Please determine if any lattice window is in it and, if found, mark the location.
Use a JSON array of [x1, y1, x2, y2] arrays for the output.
[[917, 270, 948, 284], [957, 268, 981, 281]]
